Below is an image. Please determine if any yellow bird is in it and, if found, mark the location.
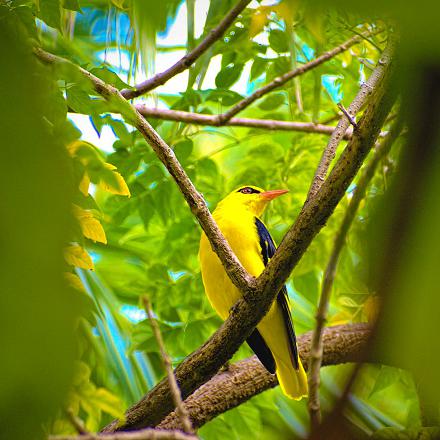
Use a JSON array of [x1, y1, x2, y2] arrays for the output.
[[199, 185, 308, 399]]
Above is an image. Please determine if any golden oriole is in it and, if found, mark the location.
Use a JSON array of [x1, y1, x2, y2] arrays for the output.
[[199, 185, 308, 399]]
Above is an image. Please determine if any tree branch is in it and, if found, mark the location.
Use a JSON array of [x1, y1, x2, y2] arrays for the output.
[[49, 429, 198, 440], [142, 297, 193, 434], [217, 28, 380, 124], [35, 39, 396, 434], [35, 47, 256, 299], [253, 38, 397, 315], [135, 105, 352, 137], [307, 117, 404, 429], [120, 0, 251, 99], [157, 324, 371, 431], [102, 39, 396, 433], [305, 42, 393, 202]]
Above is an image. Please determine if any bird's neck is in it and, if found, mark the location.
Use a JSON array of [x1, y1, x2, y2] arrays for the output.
[[213, 201, 257, 228]]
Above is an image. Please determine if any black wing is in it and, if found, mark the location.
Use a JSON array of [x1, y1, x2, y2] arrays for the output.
[[254, 218, 299, 370], [246, 329, 276, 373]]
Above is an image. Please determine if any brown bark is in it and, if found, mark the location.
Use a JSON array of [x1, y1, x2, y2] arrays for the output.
[[135, 106, 352, 137], [50, 429, 198, 440], [158, 324, 371, 431]]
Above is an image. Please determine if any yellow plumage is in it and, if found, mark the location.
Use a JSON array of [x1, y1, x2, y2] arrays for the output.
[[199, 185, 308, 399]]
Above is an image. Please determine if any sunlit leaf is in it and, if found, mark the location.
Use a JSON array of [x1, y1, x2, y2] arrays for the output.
[[64, 272, 86, 293], [99, 163, 131, 196], [72, 204, 107, 244], [64, 244, 94, 270]]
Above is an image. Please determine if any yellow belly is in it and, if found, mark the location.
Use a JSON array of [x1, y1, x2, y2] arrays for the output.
[[199, 215, 264, 319]]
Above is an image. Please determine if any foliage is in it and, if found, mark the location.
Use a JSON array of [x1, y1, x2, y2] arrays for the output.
[[2, 0, 439, 439]]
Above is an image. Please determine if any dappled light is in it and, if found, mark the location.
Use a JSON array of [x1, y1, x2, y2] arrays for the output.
[[1, 1, 440, 440]]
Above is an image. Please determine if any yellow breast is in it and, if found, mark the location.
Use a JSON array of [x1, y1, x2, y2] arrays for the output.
[[199, 207, 265, 320]]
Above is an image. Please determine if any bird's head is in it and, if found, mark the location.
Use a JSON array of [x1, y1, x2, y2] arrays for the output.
[[217, 185, 288, 217]]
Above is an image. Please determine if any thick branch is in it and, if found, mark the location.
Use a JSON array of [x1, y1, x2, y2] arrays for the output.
[[103, 40, 396, 433], [158, 324, 371, 431], [253, 39, 397, 319], [135, 105, 352, 137], [50, 429, 197, 440], [120, 0, 251, 99], [307, 117, 403, 429], [306, 44, 391, 202], [218, 28, 379, 123]]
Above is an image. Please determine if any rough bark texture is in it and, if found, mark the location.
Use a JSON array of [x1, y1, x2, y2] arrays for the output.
[[50, 429, 198, 440], [157, 324, 371, 431], [306, 46, 391, 201]]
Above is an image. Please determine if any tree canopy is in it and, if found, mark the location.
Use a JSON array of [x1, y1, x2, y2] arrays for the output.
[[1, 0, 440, 439]]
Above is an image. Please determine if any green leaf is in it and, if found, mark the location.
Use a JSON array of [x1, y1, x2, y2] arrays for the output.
[[197, 158, 218, 178], [221, 52, 237, 69], [271, 56, 290, 77], [258, 93, 285, 111], [105, 116, 132, 145], [173, 139, 193, 164], [62, 0, 81, 11], [39, 0, 61, 30], [138, 194, 156, 229], [369, 366, 398, 397], [269, 29, 289, 53], [89, 67, 130, 90], [14, 5, 37, 37], [66, 86, 95, 114], [215, 63, 244, 89], [143, 164, 165, 185], [206, 89, 243, 106], [250, 56, 266, 81]]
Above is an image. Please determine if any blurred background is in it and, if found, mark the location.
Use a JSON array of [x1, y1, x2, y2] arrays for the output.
[[1, 0, 439, 439]]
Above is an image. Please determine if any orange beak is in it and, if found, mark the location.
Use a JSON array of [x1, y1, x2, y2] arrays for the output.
[[260, 189, 289, 201]]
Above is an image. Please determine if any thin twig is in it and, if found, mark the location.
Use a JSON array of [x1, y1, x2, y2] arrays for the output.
[[217, 28, 381, 124], [142, 297, 193, 434], [65, 408, 89, 435], [307, 116, 403, 430], [120, 0, 251, 99], [135, 105, 352, 137], [306, 40, 393, 202], [49, 428, 198, 440], [337, 102, 358, 129]]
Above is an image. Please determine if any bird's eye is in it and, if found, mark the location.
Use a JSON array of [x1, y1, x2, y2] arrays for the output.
[[238, 187, 260, 194]]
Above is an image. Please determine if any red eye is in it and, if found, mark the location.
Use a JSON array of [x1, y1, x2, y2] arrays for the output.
[[239, 187, 252, 194]]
